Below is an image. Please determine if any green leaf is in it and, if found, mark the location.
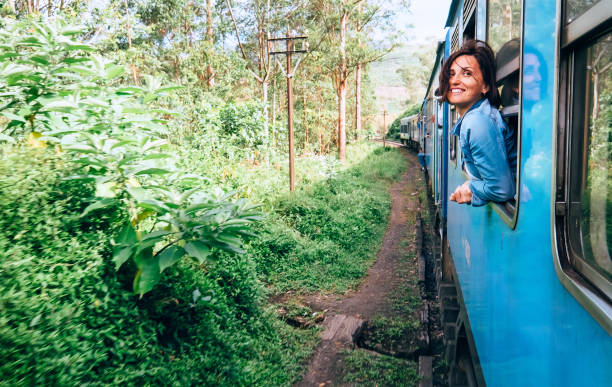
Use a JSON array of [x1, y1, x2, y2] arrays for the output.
[[112, 246, 133, 270], [1, 64, 32, 77], [64, 43, 95, 52], [0, 53, 19, 61], [155, 86, 183, 94], [126, 186, 151, 202], [215, 242, 245, 255], [158, 246, 186, 273], [184, 241, 211, 264], [105, 65, 125, 79], [29, 55, 50, 66], [95, 180, 117, 198], [141, 153, 172, 160], [116, 222, 138, 246], [184, 202, 215, 214], [116, 86, 144, 94], [61, 25, 86, 36], [80, 198, 117, 217], [134, 168, 171, 176], [132, 248, 160, 296], [40, 100, 78, 112], [151, 108, 181, 116], [216, 233, 243, 246], [136, 200, 169, 213]]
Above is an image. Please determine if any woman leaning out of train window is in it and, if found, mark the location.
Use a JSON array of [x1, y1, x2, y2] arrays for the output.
[[440, 40, 517, 206]]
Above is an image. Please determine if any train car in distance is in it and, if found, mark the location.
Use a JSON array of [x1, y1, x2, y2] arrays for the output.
[[416, 0, 612, 386], [399, 114, 420, 150]]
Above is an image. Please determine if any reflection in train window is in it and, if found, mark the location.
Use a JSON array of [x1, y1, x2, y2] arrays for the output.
[[566, 32, 612, 293], [565, 0, 601, 24], [487, 0, 523, 223], [487, 0, 522, 54]]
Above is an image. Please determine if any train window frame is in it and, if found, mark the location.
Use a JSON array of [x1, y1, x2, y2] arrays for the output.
[[553, 1, 612, 335], [450, 105, 458, 167], [480, 0, 524, 229]]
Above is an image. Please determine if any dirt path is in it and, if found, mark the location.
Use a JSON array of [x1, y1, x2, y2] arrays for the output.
[[295, 149, 427, 386]]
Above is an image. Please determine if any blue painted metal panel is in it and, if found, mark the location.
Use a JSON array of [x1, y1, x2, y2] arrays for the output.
[[442, 29, 451, 222], [445, 0, 612, 385], [425, 99, 434, 174]]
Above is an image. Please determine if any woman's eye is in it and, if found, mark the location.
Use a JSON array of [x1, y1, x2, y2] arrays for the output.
[[464, 71, 472, 76]]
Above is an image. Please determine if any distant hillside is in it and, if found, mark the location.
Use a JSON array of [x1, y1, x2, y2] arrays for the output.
[[369, 43, 430, 133]]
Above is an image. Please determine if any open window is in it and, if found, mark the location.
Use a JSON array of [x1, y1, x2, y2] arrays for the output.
[[555, 0, 612, 334], [487, 0, 523, 227]]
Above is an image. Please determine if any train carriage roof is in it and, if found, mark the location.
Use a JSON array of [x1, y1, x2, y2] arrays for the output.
[[444, 0, 461, 28]]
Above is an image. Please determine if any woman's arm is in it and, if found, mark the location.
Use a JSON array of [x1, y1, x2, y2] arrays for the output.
[[463, 114, 515, 206]]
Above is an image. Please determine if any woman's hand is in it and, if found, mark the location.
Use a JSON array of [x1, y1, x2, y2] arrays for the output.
[[450, 181, 473, 204]]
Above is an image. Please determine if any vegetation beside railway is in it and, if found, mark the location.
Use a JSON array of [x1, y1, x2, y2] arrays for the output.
[[0, 7, 417, 385], [0, 142, 405, 385]]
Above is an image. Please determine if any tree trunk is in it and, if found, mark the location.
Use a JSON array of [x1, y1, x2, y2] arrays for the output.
[[355, 1, 363, 141], [272, 73, 277, 136], [337, 8, 348, 160], [338, 80, 347, 160], [262, 80, 269, 140], [206, 0, 215, 88], [124, 0, 132, 49], [303, 89, 308, 147], [355, 63, 361, 140]]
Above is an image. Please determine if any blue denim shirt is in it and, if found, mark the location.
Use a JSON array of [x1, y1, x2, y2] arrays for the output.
[[451, 99, 517, 207]]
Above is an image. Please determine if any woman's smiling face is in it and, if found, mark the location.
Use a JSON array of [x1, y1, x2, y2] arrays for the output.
[[447, 55, 489, 116]]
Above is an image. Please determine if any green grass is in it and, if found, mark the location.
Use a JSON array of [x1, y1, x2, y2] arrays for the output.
[[249, 145, 407, 293], [342, 349, 420, 386]]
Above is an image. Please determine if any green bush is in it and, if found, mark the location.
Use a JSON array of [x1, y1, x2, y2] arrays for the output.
[[0, 146, 312, 386]]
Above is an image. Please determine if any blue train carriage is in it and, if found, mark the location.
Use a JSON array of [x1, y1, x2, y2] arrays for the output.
[[400, 117, 410, 145], [409, 114, 421, 151], [400, 114, 421, 150], [427, 0, 612, 385], [422, 39, 448, 215]]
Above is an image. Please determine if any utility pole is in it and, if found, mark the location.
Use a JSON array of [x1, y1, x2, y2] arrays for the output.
[[382, 110, 388, 148], [268, 31, 308, 192]]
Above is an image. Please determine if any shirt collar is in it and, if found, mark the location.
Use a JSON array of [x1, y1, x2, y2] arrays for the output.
[[450, 98, 487, 136]]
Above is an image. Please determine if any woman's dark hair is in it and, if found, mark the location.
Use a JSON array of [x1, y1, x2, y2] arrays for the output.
[[438, 39, 500, 108]]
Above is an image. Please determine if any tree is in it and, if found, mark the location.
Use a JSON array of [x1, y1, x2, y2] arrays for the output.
[[307, 0, 395, 160], [225, 0, 297, 138]]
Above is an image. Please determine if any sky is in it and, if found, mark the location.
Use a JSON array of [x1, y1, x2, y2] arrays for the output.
[[399, 0, 453, 43]]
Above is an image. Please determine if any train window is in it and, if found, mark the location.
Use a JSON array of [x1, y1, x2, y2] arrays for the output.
[[560, 32, 612, 295], [487, 0, 522, 54], [463, 0, 477, 41], [486, 0, 523, 226], [450, 106, 458, 166], [556, 0, 612, 332]]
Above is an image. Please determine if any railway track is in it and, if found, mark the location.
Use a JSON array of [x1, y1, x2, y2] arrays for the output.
[[373, 138, 404, 148]]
